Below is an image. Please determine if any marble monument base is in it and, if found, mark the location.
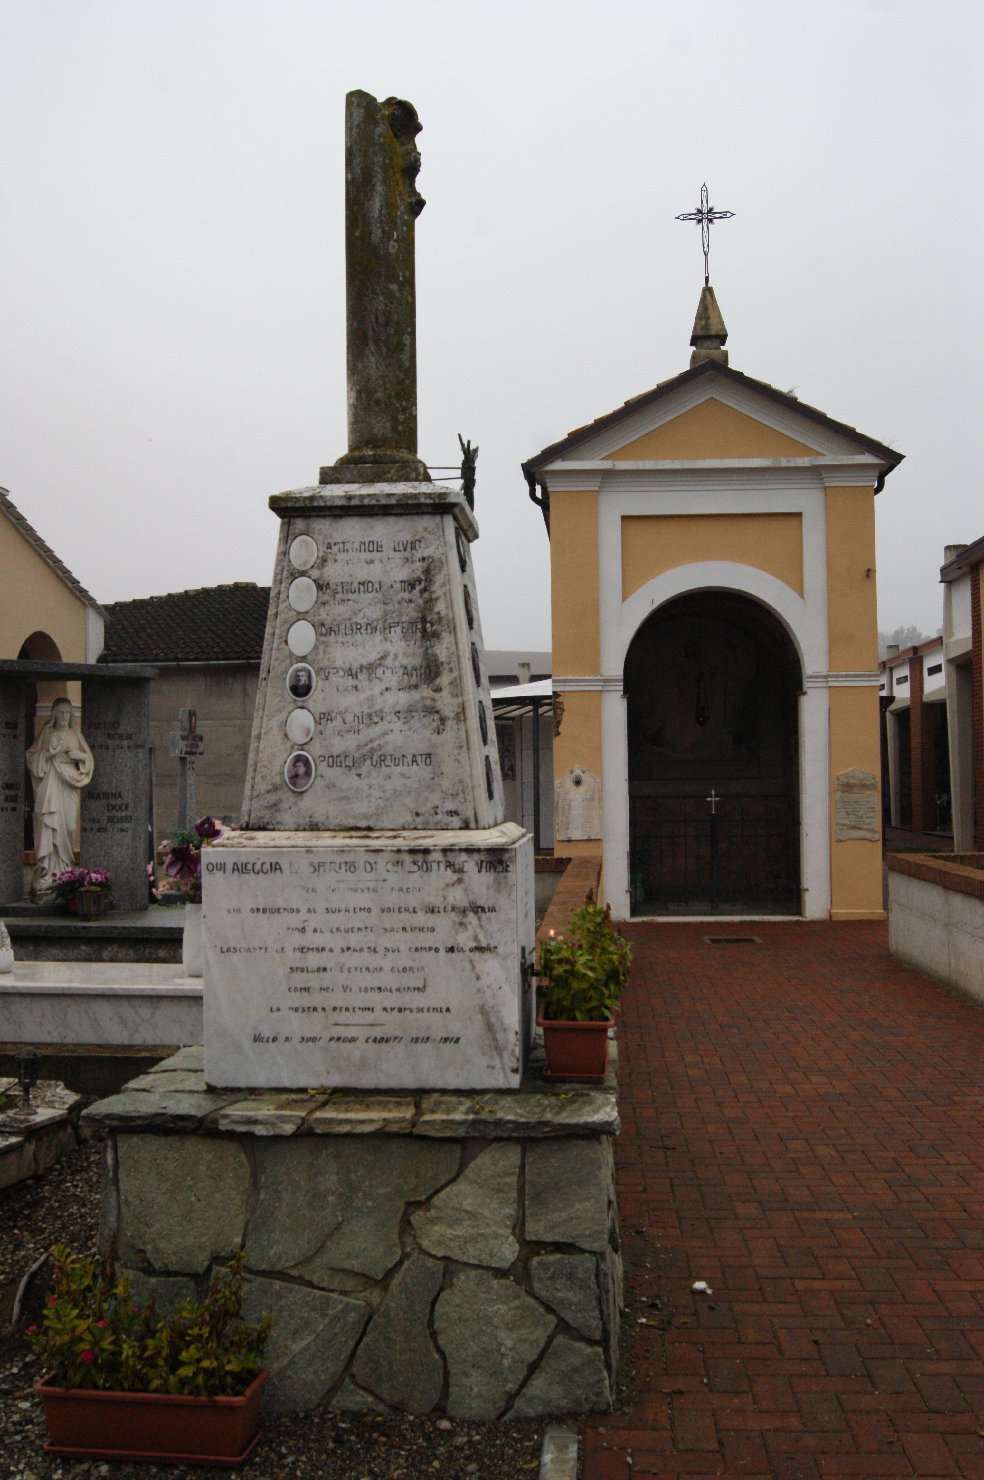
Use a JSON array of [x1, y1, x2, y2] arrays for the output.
[[203, 824, 534, 1091]]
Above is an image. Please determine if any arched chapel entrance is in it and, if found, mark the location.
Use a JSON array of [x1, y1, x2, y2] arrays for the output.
[[625, 591, 802, 916]]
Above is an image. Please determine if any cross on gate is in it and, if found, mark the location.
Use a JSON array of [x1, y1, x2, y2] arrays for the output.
[[676, 183, 735, 286], [706, 788, 720, 815]]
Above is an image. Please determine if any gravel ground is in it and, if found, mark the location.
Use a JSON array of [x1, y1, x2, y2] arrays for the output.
[[0, 1135, 557, 1480]]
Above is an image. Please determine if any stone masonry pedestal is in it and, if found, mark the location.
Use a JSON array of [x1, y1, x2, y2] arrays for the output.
[[84, 1044, 621, 1419]]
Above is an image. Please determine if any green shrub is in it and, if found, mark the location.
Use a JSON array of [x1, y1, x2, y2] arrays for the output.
[[28, 1245, 269, 1396], [538, 895, 632, 1022]]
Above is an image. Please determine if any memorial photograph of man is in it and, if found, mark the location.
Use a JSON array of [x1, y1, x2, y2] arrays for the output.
[[286, 663, 315, 700]]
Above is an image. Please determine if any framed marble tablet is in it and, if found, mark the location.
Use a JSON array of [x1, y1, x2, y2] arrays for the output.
[[284, 751, 315, 792], [286, 663, 316, 700]]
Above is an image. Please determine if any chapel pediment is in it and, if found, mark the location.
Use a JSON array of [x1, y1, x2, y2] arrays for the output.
[[606, 395, 820, 461]]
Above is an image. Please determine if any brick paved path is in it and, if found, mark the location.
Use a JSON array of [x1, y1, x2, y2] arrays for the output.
[[583, 922, 984, 1479]]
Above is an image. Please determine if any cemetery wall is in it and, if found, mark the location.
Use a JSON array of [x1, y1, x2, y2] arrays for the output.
[[85, 1047, 621, 1419], [887, 852, 984, 1005], [149, 666, 260, 833]]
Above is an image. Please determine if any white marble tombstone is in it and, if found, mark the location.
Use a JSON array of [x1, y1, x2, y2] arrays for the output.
[[204, 482, 535, 1091]]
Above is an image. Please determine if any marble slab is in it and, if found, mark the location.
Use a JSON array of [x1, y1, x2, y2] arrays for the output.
[[80, 680, 153, 910], [834, 767, 880, 842], [202, 826, 535, 1091], [241, 484, 503, 833], [0, 961, 203, 1045]]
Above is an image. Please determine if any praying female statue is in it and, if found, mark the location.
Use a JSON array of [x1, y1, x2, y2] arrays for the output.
[[26, 697, 95, 895]]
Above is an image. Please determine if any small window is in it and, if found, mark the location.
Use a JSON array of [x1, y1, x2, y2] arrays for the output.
[[927, 663, 942, 676], [897, 675, 909, 685]]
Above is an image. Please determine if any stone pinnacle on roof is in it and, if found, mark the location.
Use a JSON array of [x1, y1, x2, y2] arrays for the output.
[[690, 284, 729, 368]]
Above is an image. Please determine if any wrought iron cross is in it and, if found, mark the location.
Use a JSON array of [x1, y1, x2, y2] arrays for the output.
[[676, 184, 734, 286], [706, 788, 720, 815]]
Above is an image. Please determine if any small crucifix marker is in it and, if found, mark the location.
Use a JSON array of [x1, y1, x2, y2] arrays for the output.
[[676, 183, 734, 286], [706, 788, 720, 815]]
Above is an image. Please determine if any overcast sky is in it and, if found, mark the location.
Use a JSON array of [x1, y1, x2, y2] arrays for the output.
[[2, 0, 981, 651]]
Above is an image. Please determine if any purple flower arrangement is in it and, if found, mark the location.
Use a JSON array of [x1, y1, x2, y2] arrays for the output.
[[50, 867, 112, 904], [160, 816, 226, 903]]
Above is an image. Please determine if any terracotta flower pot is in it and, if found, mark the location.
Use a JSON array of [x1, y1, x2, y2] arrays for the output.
[[36, 1366, 269, 1467], [537, 1005, 613, 1083]]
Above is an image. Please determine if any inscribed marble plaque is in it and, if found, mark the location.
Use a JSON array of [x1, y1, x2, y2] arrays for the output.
[[554, 767, 601, 841], [203, 825, 535, 1091], [834, 768, 880, 842], [242, 488, 502, 833], [79, 681, 152, 910]]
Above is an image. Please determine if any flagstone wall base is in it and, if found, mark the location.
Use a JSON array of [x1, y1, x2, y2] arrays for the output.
[[83, 1045, 622, 1419]]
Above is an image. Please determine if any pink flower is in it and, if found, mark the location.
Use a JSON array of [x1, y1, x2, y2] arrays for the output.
[[80, 1349, 96, 1364], [26, 1324, 37, 1335], [47, 1296, 58, 1306], [97, 1318, 108, 1328]]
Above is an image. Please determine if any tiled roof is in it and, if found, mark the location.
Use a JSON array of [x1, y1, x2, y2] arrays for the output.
[[0, 486, 103, 611], [101, 584, 270, 664], [523, 360, 904, 476]]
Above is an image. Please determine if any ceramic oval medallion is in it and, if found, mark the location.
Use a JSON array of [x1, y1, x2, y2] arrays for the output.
[[285, 707, 316, 745], [287, 620, 316, 657], [289, 534, 318, 571], [288, 576, 318, 613], [286, 663, 316, 700], [284, 751, 315, 792]]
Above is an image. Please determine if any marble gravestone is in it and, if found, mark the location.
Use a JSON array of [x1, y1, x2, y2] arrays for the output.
[[204, 91, 534, 1091]]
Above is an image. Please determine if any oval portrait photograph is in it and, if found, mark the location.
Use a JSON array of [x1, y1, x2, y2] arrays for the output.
[[284, 750, 315, 793], [286, 662, 316, 701]]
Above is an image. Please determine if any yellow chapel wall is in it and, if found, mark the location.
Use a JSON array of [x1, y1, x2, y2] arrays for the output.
[[825, 486, 883, 918], [0, 516, 89, 664], [621, 512, 804, 600], [549, 488, 603, 857]]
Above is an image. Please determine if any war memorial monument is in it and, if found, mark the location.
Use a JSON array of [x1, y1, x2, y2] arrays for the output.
[[86, 93, 621, 1418]]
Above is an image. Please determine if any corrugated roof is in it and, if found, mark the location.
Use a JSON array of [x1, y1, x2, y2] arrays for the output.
[[101, 584, 271, 664], [0, 486, 103, 611]]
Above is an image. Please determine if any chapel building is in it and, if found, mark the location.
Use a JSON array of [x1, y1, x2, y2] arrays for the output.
[[524, 287, 903, 921]]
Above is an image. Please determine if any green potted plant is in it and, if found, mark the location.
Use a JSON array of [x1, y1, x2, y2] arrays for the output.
[[29, 1244, 270, 1466], [537, 895, 632, 1082]]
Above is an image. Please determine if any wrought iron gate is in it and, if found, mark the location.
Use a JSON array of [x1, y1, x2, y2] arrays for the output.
[[630, 793, 800, 915]]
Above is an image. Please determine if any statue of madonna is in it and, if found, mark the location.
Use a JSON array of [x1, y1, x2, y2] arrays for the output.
[[26, 697, 95, 896]]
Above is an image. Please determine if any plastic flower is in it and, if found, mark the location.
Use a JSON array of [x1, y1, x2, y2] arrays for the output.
[[164, 843, 202, 881], [97, 1318, 108, 1328], [80, 1349, 96, 1364], [194, 816, 222, 841]]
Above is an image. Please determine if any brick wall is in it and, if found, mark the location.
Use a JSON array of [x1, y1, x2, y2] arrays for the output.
[[972, 568, 983, 848]]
